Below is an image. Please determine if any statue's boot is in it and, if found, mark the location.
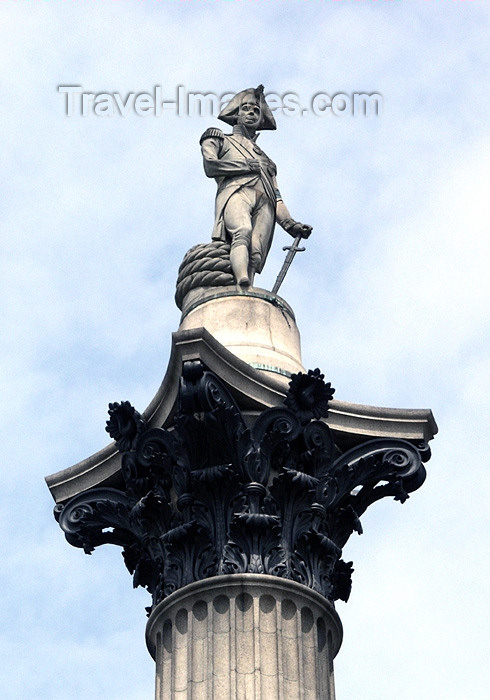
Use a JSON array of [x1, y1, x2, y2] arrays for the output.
[[230, 246, 250, 287], [247, 263, 256, 287]]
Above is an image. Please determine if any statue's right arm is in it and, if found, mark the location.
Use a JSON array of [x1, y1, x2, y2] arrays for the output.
[[200, 130, 257, 179]]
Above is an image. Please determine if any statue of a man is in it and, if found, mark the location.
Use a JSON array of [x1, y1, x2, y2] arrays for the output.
[[200, 85, 312, 288]]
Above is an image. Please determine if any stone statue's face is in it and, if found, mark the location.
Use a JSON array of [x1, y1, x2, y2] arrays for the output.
[[237, 101, 262, 129]]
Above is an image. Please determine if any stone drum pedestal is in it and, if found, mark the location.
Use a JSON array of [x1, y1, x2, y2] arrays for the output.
[[179, 287, 305, 379]]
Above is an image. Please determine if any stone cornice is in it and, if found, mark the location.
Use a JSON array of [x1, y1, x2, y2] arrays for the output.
[[45, 327, 437, 504]]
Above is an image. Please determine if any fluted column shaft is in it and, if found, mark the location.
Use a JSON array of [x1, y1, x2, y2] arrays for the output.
[[146, 574, 342, 700]]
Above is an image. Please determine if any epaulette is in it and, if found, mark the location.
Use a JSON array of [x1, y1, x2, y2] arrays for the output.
[[199, 127, 224, 145]]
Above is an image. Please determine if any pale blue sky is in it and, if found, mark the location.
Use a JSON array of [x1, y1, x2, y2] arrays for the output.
[[1, 1, 489, 699]]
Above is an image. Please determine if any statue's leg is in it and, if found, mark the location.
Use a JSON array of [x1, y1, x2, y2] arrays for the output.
[[223, 189, 255, 287], [250, 198, 275, 284], [231, 246, 250, 288]]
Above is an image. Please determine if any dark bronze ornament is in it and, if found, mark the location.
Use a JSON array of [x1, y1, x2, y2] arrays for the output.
[[106, 401, 147, 452], [285, 368, 335, 424], [55, 363, 429, 615]]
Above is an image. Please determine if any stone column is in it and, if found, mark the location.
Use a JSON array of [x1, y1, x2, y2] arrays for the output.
[[146, 575, 342, 700], [52, 357, 431, 700]]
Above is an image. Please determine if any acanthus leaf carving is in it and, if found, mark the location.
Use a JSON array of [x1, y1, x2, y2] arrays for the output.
[[161, 520, 217, 598], [332, 559, 354, 603], [292, 529, 341, 599], [55, 362, 429, 612], [221, 513, 284, 576], [191, 465, 245, 562]]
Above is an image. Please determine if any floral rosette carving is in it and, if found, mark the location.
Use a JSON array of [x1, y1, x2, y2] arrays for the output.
[[106, 401, 147, 452], [284, 368, 335, 424]]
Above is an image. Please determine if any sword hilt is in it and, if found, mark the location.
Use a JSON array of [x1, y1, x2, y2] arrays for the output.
[[282, 244, 306, 252]]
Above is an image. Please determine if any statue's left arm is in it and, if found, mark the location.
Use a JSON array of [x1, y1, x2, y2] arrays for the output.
[[273, 176, 312, 238]]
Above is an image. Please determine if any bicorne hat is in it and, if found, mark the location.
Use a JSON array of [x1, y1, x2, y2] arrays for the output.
[[218, 84, 277, 131]]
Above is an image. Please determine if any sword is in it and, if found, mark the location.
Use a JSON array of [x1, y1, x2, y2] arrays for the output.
[[271, 233, 307, 295]]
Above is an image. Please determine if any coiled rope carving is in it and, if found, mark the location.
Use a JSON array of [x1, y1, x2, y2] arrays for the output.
[[175, 241, 234, 310]]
